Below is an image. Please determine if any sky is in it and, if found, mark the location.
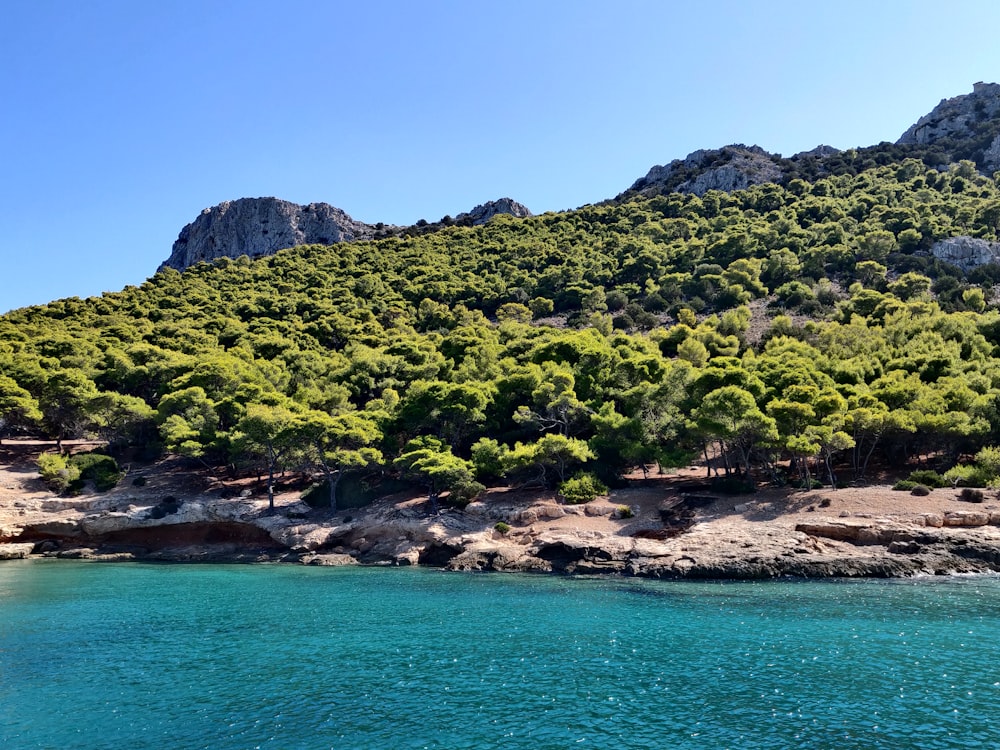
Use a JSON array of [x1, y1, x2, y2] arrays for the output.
[[3, 0, 1000, 313]]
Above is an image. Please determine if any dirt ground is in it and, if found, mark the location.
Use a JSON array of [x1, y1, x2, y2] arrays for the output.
[[0, 440, 991, 544]]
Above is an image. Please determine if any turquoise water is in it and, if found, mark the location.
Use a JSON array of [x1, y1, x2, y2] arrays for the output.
[[1, 564, 999, 749]]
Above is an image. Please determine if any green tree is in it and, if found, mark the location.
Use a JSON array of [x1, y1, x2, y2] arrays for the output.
[[395, 436, 480, 512], [0, 375, 41, 442], [233, 402, 303, 512], [300, 411, 383, 510], [39, 370, 101, 451], [692, 386, 778, 480]]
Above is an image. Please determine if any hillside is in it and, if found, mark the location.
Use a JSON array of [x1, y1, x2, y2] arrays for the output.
[[5, 84, 1000, 572]]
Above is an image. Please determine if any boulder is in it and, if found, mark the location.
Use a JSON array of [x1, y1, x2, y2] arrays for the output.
[[930, 236, 1000, 271], [0, 543, 35, 559]]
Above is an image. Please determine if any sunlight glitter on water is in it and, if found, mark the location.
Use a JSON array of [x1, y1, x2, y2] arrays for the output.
[[1, 563, 1000, 748]]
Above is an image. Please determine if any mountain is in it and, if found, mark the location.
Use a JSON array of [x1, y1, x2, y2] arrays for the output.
[[897, 81, 1000, 171], [158, 83, 1000, 273], [620, 82, 1000, 202], [158, 198, 381, 272], [10, 81, 1000, 554], [160, 197, 532, 271]]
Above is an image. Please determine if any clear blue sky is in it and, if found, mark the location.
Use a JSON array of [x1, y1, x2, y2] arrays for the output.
[[3, 0, 1000, 313]]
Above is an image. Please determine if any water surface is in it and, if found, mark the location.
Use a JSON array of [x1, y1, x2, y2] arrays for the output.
[[1, 562, 998, 749]]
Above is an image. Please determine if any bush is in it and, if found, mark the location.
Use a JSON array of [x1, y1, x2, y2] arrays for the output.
[[494, 521, 511, 535], [559, 473, 608, 504], [442, 480, 485, 508], [960, 488, 986, 503], [37, 453, 81, 494], [910, 484, 931, 496], [617, 505, 634, 519], [906, 469, 947, 489], [892, 480, 916, 491], [942, 464, 990, 488], [69, 453, 123, 492]]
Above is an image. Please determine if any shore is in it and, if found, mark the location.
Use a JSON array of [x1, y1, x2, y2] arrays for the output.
[[3, 442, 1000, 578]]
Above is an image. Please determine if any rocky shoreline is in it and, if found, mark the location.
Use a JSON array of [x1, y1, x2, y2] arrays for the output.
[[5, 461, 1000, 579]]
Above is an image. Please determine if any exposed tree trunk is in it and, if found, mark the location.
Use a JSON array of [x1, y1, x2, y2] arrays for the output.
[[824, 452, 837, 490]]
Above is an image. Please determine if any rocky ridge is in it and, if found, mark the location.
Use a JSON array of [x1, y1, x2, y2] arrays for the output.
[[157, 84, 1000, 272], [621, 83, 1000, 204], [159, 196, 531, 272], [158, 198, 380, 272], [455, 198, 532, 225], [625, 145, 791, 198], [897, 81, 1000, 172]]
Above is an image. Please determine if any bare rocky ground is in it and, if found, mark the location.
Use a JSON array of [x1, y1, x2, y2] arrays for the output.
[[3, 440, 1000, 578]]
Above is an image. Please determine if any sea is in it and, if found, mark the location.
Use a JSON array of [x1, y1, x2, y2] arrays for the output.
[[1, 562, 998, 750]]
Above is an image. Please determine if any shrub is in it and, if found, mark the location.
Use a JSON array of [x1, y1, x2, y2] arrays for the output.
[[942, 464, 990, 488], [442, 480, 485, 508], [617, 505, 634, 519], [790, 478, 823, 490], [960, 488, 986, 503], [906, 469, 947, 489], [37, 453, 81, 494], [559, 473, 608, 504], [69, 453, 123, 492], [494, 521, 511, 535], [892, 480, 916, 491], [910, 484, 931, 496], [974, 446, 1000, 478]]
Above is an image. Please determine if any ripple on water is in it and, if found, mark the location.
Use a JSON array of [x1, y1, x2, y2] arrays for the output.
[[1, 564, 1000, 748]]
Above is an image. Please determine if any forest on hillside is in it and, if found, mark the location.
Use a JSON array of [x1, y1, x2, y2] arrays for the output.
[[5, 156, 1000, 506]]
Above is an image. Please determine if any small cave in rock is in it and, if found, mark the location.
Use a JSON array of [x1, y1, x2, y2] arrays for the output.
[[418, 542, 463, 567], [535, 542, 587, 571]]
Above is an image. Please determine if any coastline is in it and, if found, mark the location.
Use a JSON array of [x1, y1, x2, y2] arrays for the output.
[[4, 444, 1000, 579]]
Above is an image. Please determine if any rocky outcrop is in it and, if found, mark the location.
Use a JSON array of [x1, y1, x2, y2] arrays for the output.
[[158, 198, 379, 272], [930, 236, 1000, 270], [455, 198, 532, 225], [627, 145, 786, 198], [898, 82, 1000, 145], [158, 196, 533, 272], [897, 82, 1000, 172]]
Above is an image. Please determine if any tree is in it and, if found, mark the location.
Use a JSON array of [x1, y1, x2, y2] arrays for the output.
[[38, 370, 101, 452], [395, 436, 480, 513], [300, 411, 382, 511], [692, 386, 778, 480], [157, 386, 220, 461], [0, 375, 41, 443], [502, 433, 595, 488], [233, 402, 303, 512], [803, 424, 855, 489]]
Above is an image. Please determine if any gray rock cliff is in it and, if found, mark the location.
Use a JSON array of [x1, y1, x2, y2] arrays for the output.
[[159, 196, 532, 272], [628, 145, 786, 198], [158, 198, 379, 272], [897, 82, 1000, 172], [455, 198, 532, 225]]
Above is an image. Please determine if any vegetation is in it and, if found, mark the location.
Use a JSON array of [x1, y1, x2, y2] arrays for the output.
[[8, 157, 1000, 503]]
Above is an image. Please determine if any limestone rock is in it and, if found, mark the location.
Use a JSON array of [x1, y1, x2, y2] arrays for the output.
[[628, 145, 785, 198], [159, 198, 379, 271], [454, 198, 532, 225], [898, 83, 1000, 146], [929, 236, 1000, 271], [0, 542, 34, 559]]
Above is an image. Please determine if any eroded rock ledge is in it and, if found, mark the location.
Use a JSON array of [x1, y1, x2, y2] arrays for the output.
[[5, 488, 1000, 579]]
